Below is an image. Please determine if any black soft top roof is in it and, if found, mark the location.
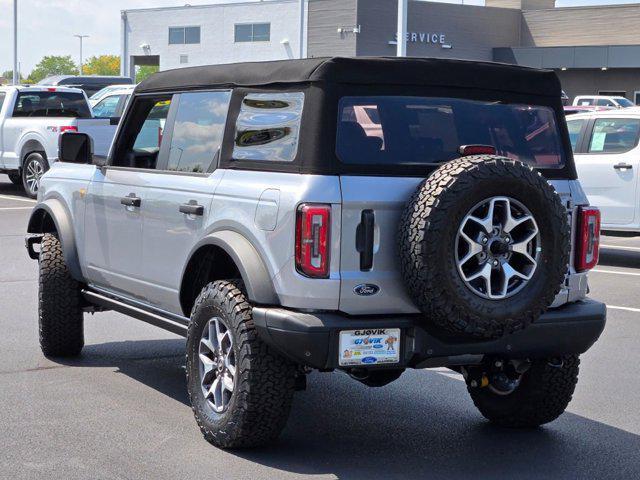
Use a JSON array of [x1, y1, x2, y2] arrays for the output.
[[136, 56, 561, 97]]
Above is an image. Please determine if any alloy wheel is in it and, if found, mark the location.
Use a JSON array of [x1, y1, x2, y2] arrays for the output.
[[198, 317, 236, 413]]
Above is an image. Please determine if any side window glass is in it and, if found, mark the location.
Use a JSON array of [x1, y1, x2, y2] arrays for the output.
[[596, 99, 614, 107], [233, 92, 304, 162], [588, 118, 640, 153], [166, 91, 231, 173], [113, 96, 172, 169], [92, 95, 122, 118], [0, 92, 5, 112], [566, 119, 586, 152], [579, 99, 593, 106]]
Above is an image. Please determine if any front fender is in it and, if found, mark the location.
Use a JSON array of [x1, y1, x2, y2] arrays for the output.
[[187, 231, 278, 305], [27, 199, 81, 281]]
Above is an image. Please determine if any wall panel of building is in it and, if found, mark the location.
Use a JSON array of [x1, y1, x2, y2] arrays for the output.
[[307, 0, 357, 58], [522, 5, 640, 47]]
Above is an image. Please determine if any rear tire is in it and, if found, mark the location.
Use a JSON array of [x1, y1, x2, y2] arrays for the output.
[[22, 152, 48, 198], [468, 355, 580, 428], [38, 233, 84, 357], [186, 280, 297, 448]]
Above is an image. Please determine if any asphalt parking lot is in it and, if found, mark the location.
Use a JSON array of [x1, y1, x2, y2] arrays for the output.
[[1, 174, 639, 480]]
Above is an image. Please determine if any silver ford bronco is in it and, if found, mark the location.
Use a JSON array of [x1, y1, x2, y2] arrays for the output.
[[25, 57, 606, 449]]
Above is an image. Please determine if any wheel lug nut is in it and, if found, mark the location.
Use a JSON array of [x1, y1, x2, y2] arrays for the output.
[[482, 237, 488, 244], [493, 260, 499, 267]]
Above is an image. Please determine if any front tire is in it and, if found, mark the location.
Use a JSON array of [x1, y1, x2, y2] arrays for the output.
[[22, 152, 48, 198], [38, 233, 84, 357], [186, 280, 297, 448], [468, 355, 580, 428]]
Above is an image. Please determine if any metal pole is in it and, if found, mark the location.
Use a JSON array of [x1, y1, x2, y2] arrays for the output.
[[397, 0, 407, 57], [299, 0, 305, 59], [12, 0, 18, 84], [74, 34, 89, 75]]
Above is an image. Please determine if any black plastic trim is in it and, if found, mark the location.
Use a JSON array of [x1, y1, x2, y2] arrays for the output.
[[252, 299, 606, 370]]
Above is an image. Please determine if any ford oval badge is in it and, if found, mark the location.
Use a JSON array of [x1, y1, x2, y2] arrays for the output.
[[353, 284, 380, 296]]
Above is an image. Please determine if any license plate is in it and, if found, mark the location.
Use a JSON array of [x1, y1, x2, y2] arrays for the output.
[[339, 328, 401, 366]]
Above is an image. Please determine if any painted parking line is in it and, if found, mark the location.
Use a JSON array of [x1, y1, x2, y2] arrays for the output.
[[608, 305, 640, 314], [601, 244, 640, 252], [592, 269, 640, 277], [0, 207, 33, 211], [0, 194, 36, 204]]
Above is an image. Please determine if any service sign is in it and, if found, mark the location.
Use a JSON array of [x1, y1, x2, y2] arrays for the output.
[[339, 328, 401, 366]]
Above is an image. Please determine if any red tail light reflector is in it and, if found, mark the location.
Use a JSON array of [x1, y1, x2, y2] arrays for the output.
[[576, 206, 600, 272], [458, 145, 496, 156], [295, 204, 331, 278], [59, 126, 78, 133]]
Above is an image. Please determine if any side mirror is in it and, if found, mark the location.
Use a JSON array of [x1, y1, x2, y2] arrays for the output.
[[59, 132, 94, 164]]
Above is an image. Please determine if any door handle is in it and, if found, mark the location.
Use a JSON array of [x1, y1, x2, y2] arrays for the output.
[[120, 195, 141, 207], [614, 163, 633, 170], [179, 202, 204, 216], [355, 209, 375, 271]]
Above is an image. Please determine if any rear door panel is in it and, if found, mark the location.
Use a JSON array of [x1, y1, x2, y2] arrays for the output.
[[339, 176, 422, 315]]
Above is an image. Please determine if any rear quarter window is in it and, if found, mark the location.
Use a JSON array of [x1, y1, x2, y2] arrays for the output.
[[232, 92, 304, 162], [13, 91, 91, 118]]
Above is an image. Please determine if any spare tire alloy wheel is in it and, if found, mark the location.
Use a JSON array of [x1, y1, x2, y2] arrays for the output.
[[456, 196, 540, 300], [398, 155, 570, 340], [199, 316, 236, 413]]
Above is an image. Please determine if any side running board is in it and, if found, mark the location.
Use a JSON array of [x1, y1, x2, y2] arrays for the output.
[[82, 289, 189, 337]]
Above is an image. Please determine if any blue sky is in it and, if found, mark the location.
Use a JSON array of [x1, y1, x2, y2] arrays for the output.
[[0, 0, 638, 74]]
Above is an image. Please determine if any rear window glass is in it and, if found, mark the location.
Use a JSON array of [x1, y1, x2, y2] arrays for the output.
[[13, 91, 91, 118], [588, 118, 640, 153], [337, 96, 565, 168]]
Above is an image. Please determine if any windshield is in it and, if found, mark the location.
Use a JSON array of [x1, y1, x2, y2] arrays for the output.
[[337, 96, 565, 168]]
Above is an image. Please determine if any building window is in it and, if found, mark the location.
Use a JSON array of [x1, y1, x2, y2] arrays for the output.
[[169, 26, 200, 45], [234, 23, 270, 43], [180, 55, 189, 64]]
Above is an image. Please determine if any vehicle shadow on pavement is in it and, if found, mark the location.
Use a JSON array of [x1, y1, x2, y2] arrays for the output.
[[0, 177, 28, 197], [599, 248, 640, 269], [53, 338, 640, 480]]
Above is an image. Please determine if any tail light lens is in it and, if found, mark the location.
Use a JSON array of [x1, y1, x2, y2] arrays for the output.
[[59, 126, 78, 133], [295, 204, 331, 278], [576, 206, 601, 272]]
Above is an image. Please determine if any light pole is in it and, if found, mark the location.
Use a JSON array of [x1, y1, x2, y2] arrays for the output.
[[13, 0, 18, 84], [74, 34, 89, 75], [298, 0, 305, 59], [397, 0, 407, 57]]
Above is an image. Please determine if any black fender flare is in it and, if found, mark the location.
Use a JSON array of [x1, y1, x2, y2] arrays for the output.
[[185, 231, 278, 305], [27, 199, 82, 281]]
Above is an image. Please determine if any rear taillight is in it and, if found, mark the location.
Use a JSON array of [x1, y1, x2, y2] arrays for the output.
[[59, 126, 78, 133], [576, 206, 601, 272], [459, 145, 496, 156], [295, 204, 331, 278]]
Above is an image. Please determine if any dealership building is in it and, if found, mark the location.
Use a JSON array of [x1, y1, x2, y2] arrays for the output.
[[121, 0, 640, 103]]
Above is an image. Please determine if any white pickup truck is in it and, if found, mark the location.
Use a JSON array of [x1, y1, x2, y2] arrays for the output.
[[0, 85, 116, 197]]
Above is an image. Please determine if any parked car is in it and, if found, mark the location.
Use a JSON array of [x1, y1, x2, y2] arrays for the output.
[[573, 95, 634, 109], [37, 75, 133, 97], [90, 85, 134, 119], [0, 85, 117, 197], [561, 90, 569, 106], [568, 109, 640, 233], [26, 57, 605, 449], [564, 105, 614, 116], [89, 84, 134, 107]]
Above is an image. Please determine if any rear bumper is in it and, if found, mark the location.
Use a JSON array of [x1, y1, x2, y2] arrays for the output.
[[252, 299, 606, 370]]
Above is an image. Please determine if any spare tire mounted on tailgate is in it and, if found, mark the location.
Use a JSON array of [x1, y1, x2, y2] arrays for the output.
[[399, 155, 570, 339]]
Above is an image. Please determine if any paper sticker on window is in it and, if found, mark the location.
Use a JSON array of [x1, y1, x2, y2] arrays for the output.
[[590, 132, 607, 152]]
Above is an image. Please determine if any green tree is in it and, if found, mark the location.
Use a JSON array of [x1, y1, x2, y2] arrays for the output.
[[28, 55, 78, 83], [135, 65, 159, 83], [83, 55, 120, 76]]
